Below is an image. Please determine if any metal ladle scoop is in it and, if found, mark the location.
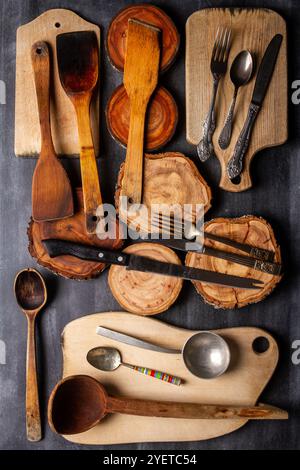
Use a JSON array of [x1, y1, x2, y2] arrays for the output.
[[87, 347, 182, 386], [218, 50, 254, 149]]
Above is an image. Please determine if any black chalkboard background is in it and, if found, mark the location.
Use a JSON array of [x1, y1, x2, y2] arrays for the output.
[[0, 0, 299, 450]]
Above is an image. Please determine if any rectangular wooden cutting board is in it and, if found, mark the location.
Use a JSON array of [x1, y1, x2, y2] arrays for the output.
[[186, 8, 287, 192], [15, 9, 100, 158], [59, 312, 278, 445]]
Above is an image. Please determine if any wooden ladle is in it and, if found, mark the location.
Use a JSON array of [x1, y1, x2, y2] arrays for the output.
[[14, 268, 47, 442], [48, 375, 288, 435], [56, 31, 102, 234]]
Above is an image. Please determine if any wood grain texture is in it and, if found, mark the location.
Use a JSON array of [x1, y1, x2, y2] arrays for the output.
[[186, 8, 287, 192], [186, 216, 282, 309], [15, 9, 100, 158], [31, 42, 74, 222], [106, 4, 179, 73], [116, 152, 212, 230], [28, 188, 123, 280], [108, 243, 183, 315], [60, 312, 279, 444], [106, 85, 178, 151], [121, 19, 160, 206]]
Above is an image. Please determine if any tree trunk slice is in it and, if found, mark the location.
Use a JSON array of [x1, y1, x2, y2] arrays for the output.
[[28, 188, 123, 280], [115, 152, 212, 233], [185, 216, 282, 309], [106, 4, 180, 73], [108, 243, 183, 315], [106, 85, 178, 151]]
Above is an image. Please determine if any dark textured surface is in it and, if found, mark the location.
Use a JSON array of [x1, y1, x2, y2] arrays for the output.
[[0, 0, 299, 450]]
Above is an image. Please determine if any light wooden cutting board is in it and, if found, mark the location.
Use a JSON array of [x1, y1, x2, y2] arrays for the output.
[[59, 312, 279, 445], [186, 8, 287, 192], [15, 9, 100, 158]]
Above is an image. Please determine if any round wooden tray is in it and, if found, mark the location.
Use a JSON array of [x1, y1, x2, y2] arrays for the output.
[[106, 4, 180, 73], [185, 216, 282, 309], [28, 188, 123, 280], [108, 243, 183, 315], [106, 85, 178, 151]]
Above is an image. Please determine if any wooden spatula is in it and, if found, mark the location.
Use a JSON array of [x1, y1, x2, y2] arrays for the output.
[[31, 42, 74, 222], [121, 19, 160, 206], [56, 31, 102, 234]]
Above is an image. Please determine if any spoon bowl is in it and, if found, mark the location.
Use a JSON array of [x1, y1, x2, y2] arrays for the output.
[[15, 268, 47, 312], [230, 50, 253, 87], [87, 347, 121, 371], [182, 331, 230, 379]]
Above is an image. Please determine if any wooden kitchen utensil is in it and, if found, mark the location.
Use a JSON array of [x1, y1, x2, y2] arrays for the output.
[[186, 215, 282, 309], [120, 19, 160, 207], [15, 9, 100, 158], [31, 42, 74, 222], [106, 84, 178, 151], [56, 31, 101, 233], [58, 312, 284, 444], [14, 268, 47, 442], [186, 8, 287, 192], [48, 374, 287, 435], [106, 4, 179, 73]]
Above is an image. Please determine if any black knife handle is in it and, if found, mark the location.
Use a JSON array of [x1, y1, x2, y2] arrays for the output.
[[227, 103, 260, 180], [42, 239, 128, 266]]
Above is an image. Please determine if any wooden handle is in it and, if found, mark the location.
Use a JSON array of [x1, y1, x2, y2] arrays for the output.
[[107, 396, 288, 420], [124, 363, 181, 386], [31, 42, 55, 156], [73, 94, 102, 233], [26, 315, 41, 441]]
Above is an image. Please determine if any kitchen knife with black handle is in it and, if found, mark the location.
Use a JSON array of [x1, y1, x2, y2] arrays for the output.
[[42, 239, 264, 290], [227, 34, 283, 180]]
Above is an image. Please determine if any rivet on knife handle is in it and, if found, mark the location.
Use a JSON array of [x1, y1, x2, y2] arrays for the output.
[[227, 103, 260, 180]]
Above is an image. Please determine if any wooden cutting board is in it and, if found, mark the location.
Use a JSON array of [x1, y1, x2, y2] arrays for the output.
[[186, 8, 287, 192], [15, 9, 100, 158], [60, 312, 279, 444]]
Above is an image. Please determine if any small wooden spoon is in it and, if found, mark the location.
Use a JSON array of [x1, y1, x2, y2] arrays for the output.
[[56, 31, 102, 234], [48, 375, 288, 435], [31, 42, 74, 222], [14, 268, 47, 441]]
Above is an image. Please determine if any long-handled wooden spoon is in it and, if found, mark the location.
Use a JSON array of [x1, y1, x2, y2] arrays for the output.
[[48, 375, 288, 435], [120, 19, 160, 207], [56, 31, 102, 234], [31, 42, 74, 222], [14, 268, 47, 441]]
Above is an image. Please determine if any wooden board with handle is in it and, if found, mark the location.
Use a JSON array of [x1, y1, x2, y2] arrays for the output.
[[186, 8, 287, 192], [15, 8, 100, 158], [60, 312, 279, 444]]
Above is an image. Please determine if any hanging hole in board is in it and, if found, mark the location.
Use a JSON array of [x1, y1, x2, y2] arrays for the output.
[[92, 215, 98, 222], [36, 47, 42, 55], [252, 336, 270, 354], [55, 22, 61, 28], [231, 175, 241, 185]]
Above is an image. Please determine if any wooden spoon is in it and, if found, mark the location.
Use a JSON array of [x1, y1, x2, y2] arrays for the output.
[[120, 19, 160, 207], [56, 31, 102, 234], [31, 42, 74, 222], [48, 375, 288, 435], [14, 268, 47, 441]]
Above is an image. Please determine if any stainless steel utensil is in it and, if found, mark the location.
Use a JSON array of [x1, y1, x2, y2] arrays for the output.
[[227, 34, 283, 181], [218, 50, 254, 149], [197, 27, 231, 162], [87, 347, 182, 385]]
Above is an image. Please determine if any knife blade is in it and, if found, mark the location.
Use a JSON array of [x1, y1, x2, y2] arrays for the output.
[[133, 236, 280, 275], [43, 239, 264, 289], [227, 34, 283, 180], [96, 326, 181, 354]]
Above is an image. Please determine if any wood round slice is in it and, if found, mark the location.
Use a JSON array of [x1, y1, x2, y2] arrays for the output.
[[106, 4, 180, 73], [106, 85, 178, 151], [185, 216, 282, 309], [108, 243, 183, 315], [28, 188, 123, 280]]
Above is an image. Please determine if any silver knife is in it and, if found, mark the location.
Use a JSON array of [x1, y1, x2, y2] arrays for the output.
[[42, 239, 264, 289], [227, 34, 283, 180], [96, 326, 181, 354]]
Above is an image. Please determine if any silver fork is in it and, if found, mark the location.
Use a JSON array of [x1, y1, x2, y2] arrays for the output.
[[197, 27, 231, 162]]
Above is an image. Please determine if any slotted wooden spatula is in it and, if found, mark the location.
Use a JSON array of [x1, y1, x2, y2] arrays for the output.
[[121, 19, 160, 206], [31, 42, 74, 222], [56, 31, 102, 234]]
